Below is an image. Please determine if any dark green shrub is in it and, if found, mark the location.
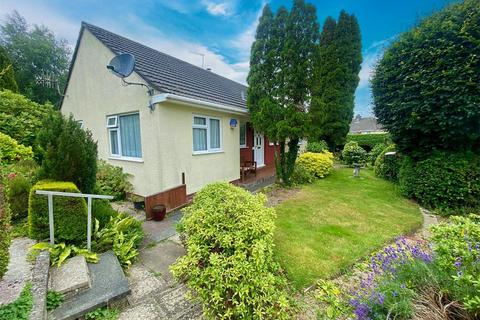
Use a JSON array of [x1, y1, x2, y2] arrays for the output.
[[96, 160, 132, 200], [6, 173, 31, 221], [92, 199, 118, 229], [37, 111, 97, 193], [368, 143, 387, 166], [374, 145, 401, 182], [291, 163, 315, 185], [0, 90, 52, 149], [0, 132, 33, 165], [346, 133, 390, 151], [399, 152, 480, 211], [306, 140, 328, 153], [171, 182, 290, 319], [342, 141, 367, 165], [0, 184, 11, 278], [28, 181, 87, 244], [372, 0, 480, 156]]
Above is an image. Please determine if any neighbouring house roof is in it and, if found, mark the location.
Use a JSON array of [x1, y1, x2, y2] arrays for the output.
[[73, 22, 248, 110], [349, 115, 384, 134]]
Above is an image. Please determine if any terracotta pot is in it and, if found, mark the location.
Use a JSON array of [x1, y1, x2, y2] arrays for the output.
[[151, 204, 167, 221]]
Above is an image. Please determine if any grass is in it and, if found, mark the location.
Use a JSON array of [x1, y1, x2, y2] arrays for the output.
[[273, 167, 422, 289]]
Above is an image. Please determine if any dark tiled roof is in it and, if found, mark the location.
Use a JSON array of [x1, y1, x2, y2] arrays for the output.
[[349, 115, 384, 133], [82, 22, 247, 109]]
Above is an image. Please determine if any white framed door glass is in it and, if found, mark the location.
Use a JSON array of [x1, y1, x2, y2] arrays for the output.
[[253, 130, 265, 167]]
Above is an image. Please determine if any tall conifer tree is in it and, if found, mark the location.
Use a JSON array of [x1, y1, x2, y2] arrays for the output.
[[310, 11, 362, 150], [247, 0, 319, 185]]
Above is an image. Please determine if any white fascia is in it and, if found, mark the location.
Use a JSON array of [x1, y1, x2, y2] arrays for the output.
[[150, 93, 248, 115]]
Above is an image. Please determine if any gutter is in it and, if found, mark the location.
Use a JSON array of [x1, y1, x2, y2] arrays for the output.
[[150, 93, 248, 115]]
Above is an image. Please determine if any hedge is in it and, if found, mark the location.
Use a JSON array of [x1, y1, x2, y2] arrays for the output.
[[0, 184, 11, 278], [372, 0, 480, 155], [0, 132, 33, 165], [399, 152, 480, 212], [6, 173, 31, 221], [28, 181, 87, 244], [346, 133, 390, 151], [374, 145, 401, 182], [171, 182, 290, 319]]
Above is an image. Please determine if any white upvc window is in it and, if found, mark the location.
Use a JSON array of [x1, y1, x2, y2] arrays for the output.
[[107, 113, 143, 161], [239, 122, 247, 148], [192, 115, 222, 154]]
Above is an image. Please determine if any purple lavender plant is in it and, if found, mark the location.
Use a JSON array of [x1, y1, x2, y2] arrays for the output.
[[349, 237, 432, 319]]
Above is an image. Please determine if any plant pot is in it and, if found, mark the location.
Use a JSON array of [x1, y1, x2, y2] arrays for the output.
[[151, 204, 167, 221], [133, 201, 144, 210]]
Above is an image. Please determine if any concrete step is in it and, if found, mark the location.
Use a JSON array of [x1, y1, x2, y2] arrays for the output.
[[49, 251, 130, 320], [49, 255, 91, 300]]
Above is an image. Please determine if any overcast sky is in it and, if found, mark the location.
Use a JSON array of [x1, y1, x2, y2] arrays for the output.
[[0, 0, 459, 116]]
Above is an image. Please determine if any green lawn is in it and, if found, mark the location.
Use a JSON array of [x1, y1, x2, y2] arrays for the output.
[[273, 167, 422, 289]]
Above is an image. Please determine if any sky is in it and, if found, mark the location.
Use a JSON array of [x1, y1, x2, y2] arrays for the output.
[[0, 0, 459, 116]]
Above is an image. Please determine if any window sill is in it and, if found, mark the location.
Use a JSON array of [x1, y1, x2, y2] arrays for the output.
[[108, 156, 144, 163], [192, 149, 224, 156], [240, 145, 248, 149]]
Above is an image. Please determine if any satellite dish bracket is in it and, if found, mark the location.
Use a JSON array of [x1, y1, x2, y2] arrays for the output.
[[121, 79, 156, 111]]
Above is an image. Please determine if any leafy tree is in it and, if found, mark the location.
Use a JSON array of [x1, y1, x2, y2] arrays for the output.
[[0, 11, 70, 105], [372, 0, 480, 157], [0, 45, 18, 92], [310, 11, 362, 150], [0, 90, 53, 152], [37, 111, 98, 193], [247, 1, 319, 185]]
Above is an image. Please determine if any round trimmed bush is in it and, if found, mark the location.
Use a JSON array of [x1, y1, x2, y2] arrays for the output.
[[296, 151, 334, 178], [28, 181, 88, 244], [342, 141, 367, 165], [399, 152, 480, 211], [372, 0, 480, 155], [374, 145, 401, 182], [171, 182, 290, 319], [368, 143, 388, 166]]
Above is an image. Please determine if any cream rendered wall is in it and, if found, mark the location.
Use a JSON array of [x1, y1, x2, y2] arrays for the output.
[[61, 29, 162, 196], [156, 101, 242, 195]]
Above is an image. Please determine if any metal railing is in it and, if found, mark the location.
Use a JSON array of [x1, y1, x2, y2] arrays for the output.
[[35, 190, 113, 251]]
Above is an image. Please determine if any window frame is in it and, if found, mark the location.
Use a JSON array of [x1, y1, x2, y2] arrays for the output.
[[192, 114, 223, 155], [239, 122, 247, 148], [106, 112, 143, 162]]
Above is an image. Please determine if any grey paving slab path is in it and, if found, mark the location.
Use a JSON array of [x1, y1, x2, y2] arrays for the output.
[[50, 251, 130, 320], [0, 237, 35, 306], [118, 224, 202, 320], [141, 211, 183, 246]]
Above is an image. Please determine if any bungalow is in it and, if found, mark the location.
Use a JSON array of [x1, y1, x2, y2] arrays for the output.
[[61, 22, 277, 213]]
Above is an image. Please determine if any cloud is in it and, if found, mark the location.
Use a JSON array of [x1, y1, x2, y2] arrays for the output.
[[203, 1, 230, 16], [0, 0, 250, 84], [354, 37, 394, 116], [229, 2, 265, 59]]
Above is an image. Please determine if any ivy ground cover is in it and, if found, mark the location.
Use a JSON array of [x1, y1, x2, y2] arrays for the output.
[[273, 168, 422, 288]]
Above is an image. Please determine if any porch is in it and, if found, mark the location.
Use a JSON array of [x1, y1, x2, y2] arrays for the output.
[[238, 163, 276, 192]]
